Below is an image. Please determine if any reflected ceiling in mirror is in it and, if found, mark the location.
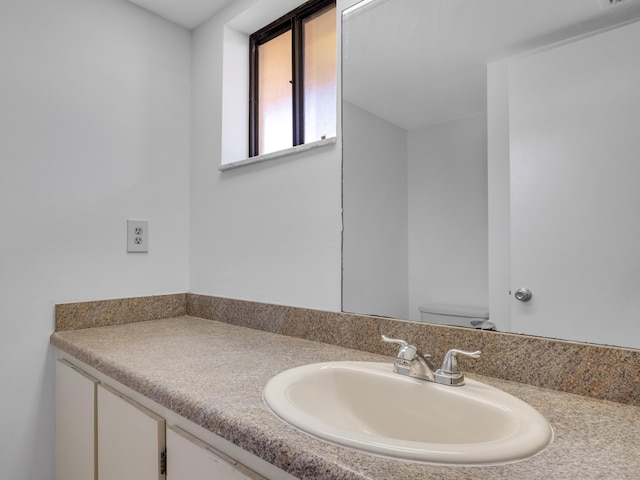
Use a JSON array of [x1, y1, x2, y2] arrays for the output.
[[343, 0, 640, 129]]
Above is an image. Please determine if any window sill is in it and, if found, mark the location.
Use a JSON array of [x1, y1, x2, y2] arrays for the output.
[[219, 137, 337, 171]]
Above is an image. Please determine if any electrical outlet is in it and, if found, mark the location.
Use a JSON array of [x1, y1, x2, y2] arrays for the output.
[[127, 219, 148, 253]]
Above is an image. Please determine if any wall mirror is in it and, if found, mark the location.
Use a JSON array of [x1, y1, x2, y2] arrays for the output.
[[342, 0, 640, 349]]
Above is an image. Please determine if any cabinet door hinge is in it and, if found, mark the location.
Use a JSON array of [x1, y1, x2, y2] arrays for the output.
[[160, 449, 167, 476]]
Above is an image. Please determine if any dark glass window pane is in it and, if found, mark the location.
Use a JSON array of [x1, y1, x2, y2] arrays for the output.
[[303, 5, 337, 143], [258, 30, 293, 155]]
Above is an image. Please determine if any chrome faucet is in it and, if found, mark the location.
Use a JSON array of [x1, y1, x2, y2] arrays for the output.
[[381, 335, 481, 386]]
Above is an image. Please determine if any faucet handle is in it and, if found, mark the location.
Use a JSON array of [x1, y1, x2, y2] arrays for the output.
[[381, 335, 419, 361], [440, 349, 481, 374], [435, 349, 481, 386]]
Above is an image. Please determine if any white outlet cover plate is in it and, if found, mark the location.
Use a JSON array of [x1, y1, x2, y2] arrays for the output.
[[127, 219, 149, 253]]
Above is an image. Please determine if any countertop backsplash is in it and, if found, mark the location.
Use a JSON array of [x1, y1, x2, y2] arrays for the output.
[[55, 292, 640, 406]]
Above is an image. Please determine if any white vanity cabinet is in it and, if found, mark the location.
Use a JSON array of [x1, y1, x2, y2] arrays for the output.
[[98, 384, 166, 480], [55, 357, 284, 480], [56, 359, 98, 480], [166, 426, 264, 480]]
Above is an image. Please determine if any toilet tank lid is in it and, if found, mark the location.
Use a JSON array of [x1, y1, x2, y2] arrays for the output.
[[419, 303, 489, 319]]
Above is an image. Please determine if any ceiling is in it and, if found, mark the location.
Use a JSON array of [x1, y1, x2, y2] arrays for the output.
[[126, 0, 235, 29]]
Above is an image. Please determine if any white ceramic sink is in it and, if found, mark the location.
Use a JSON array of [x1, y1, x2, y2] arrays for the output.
[[264, 361, 553, 465]]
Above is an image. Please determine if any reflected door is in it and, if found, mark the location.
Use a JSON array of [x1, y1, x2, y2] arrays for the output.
[[509, 21, 640, 348]]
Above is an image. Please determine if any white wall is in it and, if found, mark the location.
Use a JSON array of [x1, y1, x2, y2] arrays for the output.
[[407, 114, 489, 321], [189, 0, 350, 311], [0, 0, 191, 478], [342, 101, 409, 318]]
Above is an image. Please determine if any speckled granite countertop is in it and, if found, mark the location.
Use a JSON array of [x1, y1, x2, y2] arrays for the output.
[[50, 316, 640, 480]]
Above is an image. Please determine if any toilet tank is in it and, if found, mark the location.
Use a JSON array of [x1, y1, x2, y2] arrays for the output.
[[419, 303, 490, 329]]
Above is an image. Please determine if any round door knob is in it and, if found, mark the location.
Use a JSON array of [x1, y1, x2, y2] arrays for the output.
[[514, 288, 533, 302]]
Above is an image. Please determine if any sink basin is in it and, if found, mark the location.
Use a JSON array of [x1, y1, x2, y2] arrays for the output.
[[263, 361, 553, 465]]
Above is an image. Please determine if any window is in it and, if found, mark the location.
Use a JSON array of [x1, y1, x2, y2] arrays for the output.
[[249, 0, 337, 157]]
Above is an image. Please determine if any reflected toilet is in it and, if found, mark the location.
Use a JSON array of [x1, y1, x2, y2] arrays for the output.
[[419, 303, 494, 330]]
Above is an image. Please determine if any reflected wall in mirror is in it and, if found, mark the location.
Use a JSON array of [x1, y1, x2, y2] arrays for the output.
[[342, 0, 640, 349]]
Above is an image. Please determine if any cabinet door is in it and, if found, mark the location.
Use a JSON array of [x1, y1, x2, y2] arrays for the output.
[[56, 359, 98, 480], [166, 426, 264, 480], [97, 384, 166, 480]]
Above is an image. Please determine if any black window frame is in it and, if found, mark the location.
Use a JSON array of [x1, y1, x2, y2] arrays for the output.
[[249, 0, 336, 157]]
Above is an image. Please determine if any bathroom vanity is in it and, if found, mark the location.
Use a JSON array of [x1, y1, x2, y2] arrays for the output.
[[51, 296, 640, 480]]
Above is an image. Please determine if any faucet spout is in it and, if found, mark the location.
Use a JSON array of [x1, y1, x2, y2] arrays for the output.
[[381, 335, 437, 382]]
